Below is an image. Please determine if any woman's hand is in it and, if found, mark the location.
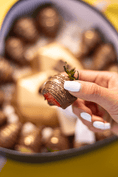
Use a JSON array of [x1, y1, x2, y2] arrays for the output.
[[64, 70, 118, 135]]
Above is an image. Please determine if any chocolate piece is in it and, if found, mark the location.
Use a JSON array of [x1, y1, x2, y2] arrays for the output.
[[93, 43, 117, 70], [41, 74, 77, 109], [13, 17, 39, 43], [45, 128, 70, 151], [37, 6, 61, 38], [5, 37, 28, 65], [0, 90, 4, 107], [0, 122, 22, 149], [16, 126, 42, 153], [0, 57, 14, 84], [0, 111, 7, 126], [77, 29, 102, 58], [95, 130, 113, 141]]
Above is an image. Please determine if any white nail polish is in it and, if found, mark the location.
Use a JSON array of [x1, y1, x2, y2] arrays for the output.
[[105, 123, 111, 130], [93, 121, 111, 130], [64, 81, 81, 92], [80, 112, 92, 122]]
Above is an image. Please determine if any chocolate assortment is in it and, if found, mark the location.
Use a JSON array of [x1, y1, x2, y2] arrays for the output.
[[0, 2, 117, 154]]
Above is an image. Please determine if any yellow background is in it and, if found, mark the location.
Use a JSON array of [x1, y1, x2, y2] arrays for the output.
[[0, 0, 118, 177]]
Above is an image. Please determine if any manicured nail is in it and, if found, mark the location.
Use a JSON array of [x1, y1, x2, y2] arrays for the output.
[[93, 121, 111, 130], [80, 112, 92, 122], [64, 81, 81, 92]]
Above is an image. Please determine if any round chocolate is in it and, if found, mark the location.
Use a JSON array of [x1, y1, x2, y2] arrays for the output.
[[93, 43, 117, 70], [0, 122, 22, 149], [41, 74, 77, 109], [45, 128, 70, 151], [0, 111, 7, 126], [78, 29, 102, 58], [37, 6, 61, 38], [5, 37, 28, 65], [17, 127, 42, 153], [13, 17, 39, 43], [0, 57, 14, 84], [0, 90, 4, 107]]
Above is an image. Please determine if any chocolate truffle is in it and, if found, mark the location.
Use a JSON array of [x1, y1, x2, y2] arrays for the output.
[[45, 128, 70, 151], [0, 90, 4, 107], [93, 43, 117, 70], [41, 74, 77, 109], [13, 17, 39, 43], [16, 125, 42, 153], [0, 57, 14, 84], [37, 5, 61, 38], [78, 29, 102, 58], [5, 37, 28, 65], [0, 111, 7, 126], [0, 122, 22, 149]]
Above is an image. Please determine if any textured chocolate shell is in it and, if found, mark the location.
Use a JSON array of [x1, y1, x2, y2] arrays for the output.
[[41, 74, 77, 109], [45, 128, 70, 151], [13, 17, 40, 43], [0, 122, 22, 149], [5, 37, 28, 65], [93, 43, 117, 70], [0, 111, 7, 126], [0, 57, 14, 84], [0, 90, 4, 107], [37, 6, 61, 38], [17, 128, 42, 153]]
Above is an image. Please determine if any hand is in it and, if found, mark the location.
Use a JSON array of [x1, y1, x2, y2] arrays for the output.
[[64, 70, 118, 135]]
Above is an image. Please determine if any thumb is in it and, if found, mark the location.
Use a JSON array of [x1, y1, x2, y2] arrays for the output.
[[64, 80, 115, 111]]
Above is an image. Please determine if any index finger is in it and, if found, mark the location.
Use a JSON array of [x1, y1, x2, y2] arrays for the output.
[[75, 70, 117, 88]]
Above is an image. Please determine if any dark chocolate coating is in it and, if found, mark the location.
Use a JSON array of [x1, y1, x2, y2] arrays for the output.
[[13, 17, 39, 43], [0, 111, 7, 126], [5, 37, 28, 65], [0, 57, 14, 84], [93, 43, 117, 70], [41, 74, 77, 109], [78, 29, 102, 58], [45, 128, 70, 151], [0, 122, 22, 149], [0, 90, 4, 107], [37, 6, 61, 38], [17, 128, 42, 153]]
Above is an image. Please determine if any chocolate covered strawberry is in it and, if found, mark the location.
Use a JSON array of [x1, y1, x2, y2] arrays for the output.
[[41, 64, 78, 109]]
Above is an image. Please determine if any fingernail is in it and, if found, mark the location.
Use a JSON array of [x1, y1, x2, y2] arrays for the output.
[[80, 112, 92, 122], [93, 121, 111, 130], [64, 81, 81, 92]]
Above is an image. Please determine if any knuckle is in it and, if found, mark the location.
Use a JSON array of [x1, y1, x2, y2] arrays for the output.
[[89, 83, 101, 100]]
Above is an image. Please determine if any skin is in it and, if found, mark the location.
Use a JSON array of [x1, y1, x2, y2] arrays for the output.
[[64, 70, 118, 135]]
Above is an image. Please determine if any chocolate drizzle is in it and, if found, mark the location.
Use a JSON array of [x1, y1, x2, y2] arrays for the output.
[[41, 74, 77, 109], [0, 122, 22, 149]]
